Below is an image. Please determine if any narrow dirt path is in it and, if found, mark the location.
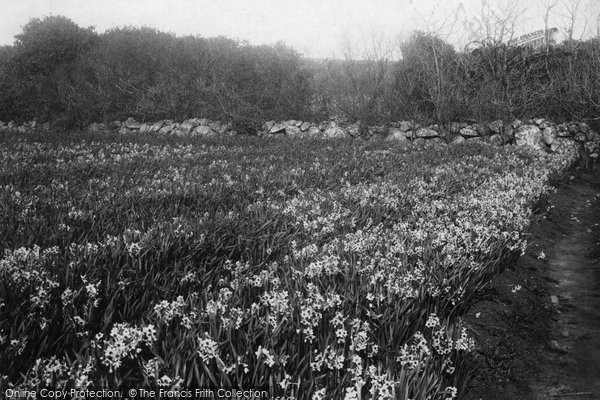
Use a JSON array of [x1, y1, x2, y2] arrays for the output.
[[464, 167, 600, 400], [530, 169, 600, 399]]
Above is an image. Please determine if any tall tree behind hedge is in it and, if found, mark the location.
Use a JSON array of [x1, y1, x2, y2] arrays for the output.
[[393, 31, 464, 125], [65, 29, 312, 128], [64, 27, 188, 123], [0, 16, 97, 122], [204, 39, 312, 132]]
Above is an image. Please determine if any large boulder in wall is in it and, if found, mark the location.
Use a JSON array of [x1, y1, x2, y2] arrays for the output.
[[269, 122, 287, 134], [515, 124, 545, 151], [285, 126, 302, 136], [323, 122, 347, 138]]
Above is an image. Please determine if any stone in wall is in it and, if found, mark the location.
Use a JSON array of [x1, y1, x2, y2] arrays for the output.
[[173, 129, 187, 137], [285, 126, 302, 136], [180, 120, 197, 134], [269, 122, 287, 134], [159, 122, 175, 134], [193, 126, 215, 136], [123, 118, 143, 130], [346, 123, 361, 137], [387, 127, 408, 141], [300, 122, 311, 132], [460, 127, 479, 138], [515, 124, 545, 151], [190, 118, 205, 126], [415, 128, 439, 139], [399, 121, 413, 132], [166, 122, 178, 133], [403, 130, 415, 140], [323, 122, 347, 138], [261, 121, 275, 134], [542, 125, 558, 145], [139, 123, 152, 134], [209, 121, 228, 135], [150, 121, 165, 132], [307, 126, 322, 137]]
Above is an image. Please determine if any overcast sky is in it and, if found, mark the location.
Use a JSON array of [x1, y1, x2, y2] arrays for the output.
[[1, 0, 598, 58]]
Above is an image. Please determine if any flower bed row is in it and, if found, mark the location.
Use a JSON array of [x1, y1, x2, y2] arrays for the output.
[[0, 132, 579, 399]]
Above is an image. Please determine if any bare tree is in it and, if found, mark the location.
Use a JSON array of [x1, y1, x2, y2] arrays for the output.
[[561, 0, 587, 40], [316, 29, 398, 131], [462, 0, 526, 47], [542, 0, 559, 52]]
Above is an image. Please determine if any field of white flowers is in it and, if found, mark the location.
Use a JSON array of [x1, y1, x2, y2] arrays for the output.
[[0, 131, 578, 399]]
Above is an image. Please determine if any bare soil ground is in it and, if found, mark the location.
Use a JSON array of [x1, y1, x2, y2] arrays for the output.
[[463, 166, 600, 400]]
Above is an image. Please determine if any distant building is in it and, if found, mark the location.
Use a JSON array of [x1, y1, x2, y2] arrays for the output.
[[507, 28, 562, 50]]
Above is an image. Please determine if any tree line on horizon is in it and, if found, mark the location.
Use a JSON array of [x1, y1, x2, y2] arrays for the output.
[[1, 15, 599, 132]]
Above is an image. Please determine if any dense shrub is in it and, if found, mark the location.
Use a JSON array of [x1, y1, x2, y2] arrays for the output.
[[392, 32, 465, 125], [459, 39, 600, 129], [0, 19, 312, 129], [0, 16, 98, 123], [310, 58, 395, 126], [1, 15, 599, 129]]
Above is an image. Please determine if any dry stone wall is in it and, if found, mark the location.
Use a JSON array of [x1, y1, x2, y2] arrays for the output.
[[1, 117, 599, 160]]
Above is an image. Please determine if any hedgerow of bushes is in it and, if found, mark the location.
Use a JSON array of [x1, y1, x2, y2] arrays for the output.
[[1, 16, 600, 131]]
